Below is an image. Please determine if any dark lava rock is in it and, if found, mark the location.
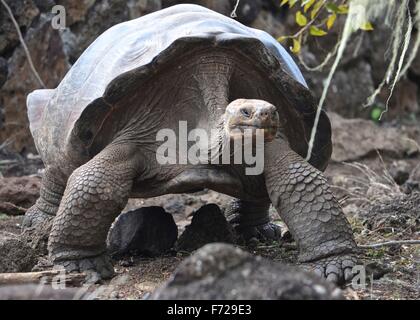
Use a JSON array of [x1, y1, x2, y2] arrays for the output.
[[389, 160, 411, 185], [107, 206, 178, 257], [402, 179, 420, 194], [0, 176, 41, 213], [365, 262, 392, 280], [359, 192, 420, 233], [306, 60, 375, 120], [0, 57, 8, 89], [176, 204, 237, 251], [0, 14, 70, 153], [162, 0, 231, 16], [33, 0, 56, 13], [151, 243, 342, 300], [0, 0, 40, 56], [60, 0, 161, 64], [0, 151, 44, 177], [0, 102, 3, 130], [230, 0, 262, 25], [329, 112, 415, 162], [0, 231, 37, 273], [162, 0, 261, 25]]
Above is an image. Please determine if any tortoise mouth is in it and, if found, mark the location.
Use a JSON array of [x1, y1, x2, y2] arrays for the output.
[[228, 124, 278, 142], [232, 124, 278, 130]]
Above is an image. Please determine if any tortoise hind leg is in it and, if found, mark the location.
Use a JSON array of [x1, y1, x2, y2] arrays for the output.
[[226, 199, 282, 243], [48, 144, 138, 281], [22, 168, 66, 254], [22, 167, 66, 229]]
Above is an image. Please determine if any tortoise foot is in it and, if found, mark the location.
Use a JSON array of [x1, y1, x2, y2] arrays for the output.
[[230, 214, 282, 243], [54, 253, 115, 283], [301, 253, 358, 285], [22, 206, 53, 230]]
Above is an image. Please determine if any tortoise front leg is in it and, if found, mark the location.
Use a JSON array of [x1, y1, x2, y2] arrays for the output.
[[264, 139, 357, 284], [226, 199, 281, 242], [48, 144, 137, 281]]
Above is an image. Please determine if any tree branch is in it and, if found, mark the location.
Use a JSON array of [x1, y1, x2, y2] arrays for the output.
[[0, 0, 46, 88], [359, 240, 420, 249]]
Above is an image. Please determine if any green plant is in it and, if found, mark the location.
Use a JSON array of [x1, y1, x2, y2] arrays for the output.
[[277, 1, 420, 161], [278, 0, 371, 54]]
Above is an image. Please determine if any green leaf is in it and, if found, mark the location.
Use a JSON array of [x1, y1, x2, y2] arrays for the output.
[[370, 106, 382, 121], [296, 11, 308, 27], [325, 3, 348, 14], [310, 0, 324, 19], [337, 4, 349, 14], [289, 0, 298, 8], [277, 36, 289, 43], [326, 13, 336, 30], [309, 26, 327, 36], [325, 2, 339, 13], [303, 0, 315, 12], [360, 21, 374, 31], [290, 37, 301, 54], [280, 0, 289, 6]]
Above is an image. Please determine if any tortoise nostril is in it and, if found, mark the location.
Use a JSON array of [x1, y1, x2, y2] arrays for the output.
[[258, 110, 273, 118]]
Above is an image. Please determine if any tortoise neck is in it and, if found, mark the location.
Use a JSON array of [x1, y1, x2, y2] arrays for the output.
[[193, 54, 234, 125]]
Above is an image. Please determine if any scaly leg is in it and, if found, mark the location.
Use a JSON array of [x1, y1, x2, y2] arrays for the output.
[[22, 167, 66, 229], [22, 168, 66, 254], [48, 144, 137, 281], [264, 139, 357, 284]]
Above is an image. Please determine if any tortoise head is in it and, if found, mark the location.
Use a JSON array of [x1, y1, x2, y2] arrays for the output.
[[223, 99, 279, 142]]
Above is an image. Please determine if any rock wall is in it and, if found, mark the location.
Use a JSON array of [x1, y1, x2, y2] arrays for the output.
[[0, 0, 419, 153], [0, 0, 161, 153]]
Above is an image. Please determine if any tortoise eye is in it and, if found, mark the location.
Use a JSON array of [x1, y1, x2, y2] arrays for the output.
[[241, 108, 251, 118]]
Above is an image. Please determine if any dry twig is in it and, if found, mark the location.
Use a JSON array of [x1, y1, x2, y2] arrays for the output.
[[358, 240, 420, 249], [0, 270, 85, 287], [0, 0, 46, 88]]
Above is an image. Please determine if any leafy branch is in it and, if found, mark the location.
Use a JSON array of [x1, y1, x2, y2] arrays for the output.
[[276, 1, 419, 161], [278, 0, 369, 54]]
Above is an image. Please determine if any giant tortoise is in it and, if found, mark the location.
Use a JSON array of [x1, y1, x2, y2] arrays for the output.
[[24, 4, 357, 283]]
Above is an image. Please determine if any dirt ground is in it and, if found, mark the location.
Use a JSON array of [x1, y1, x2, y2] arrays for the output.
[[0, 132, 419, 300]]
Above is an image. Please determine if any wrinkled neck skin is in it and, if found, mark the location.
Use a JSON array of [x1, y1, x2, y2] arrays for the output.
[[170, 52, 235, 164], [194, 54, 233, 125], [204, 116, 229, 163]]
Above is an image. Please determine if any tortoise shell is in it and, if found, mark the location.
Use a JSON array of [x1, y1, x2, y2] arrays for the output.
[[27, 4, 331, 171]]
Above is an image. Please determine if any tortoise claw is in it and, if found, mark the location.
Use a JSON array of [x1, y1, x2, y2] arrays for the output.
[[301, 254, 358, 285]]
